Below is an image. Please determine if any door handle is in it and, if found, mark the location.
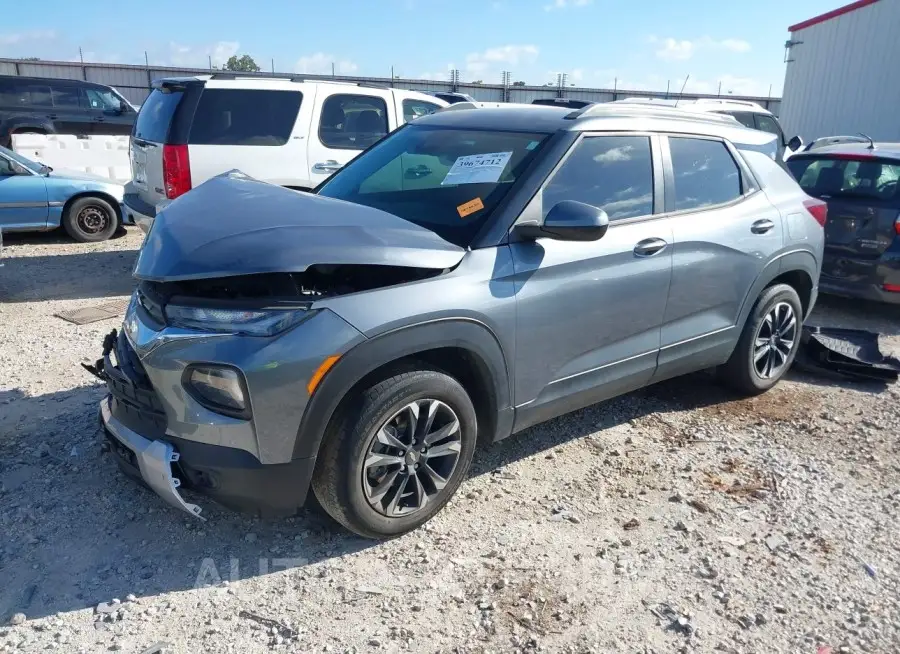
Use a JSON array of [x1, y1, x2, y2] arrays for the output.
[[312, 160, 343, 173], [751, 219, 775, 234], [634, 237, 668, 257]]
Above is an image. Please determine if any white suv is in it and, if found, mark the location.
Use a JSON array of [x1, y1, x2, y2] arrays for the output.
[[123, 75, 447, 231]]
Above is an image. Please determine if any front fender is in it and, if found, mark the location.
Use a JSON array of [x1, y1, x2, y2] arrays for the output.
[[291, 318, 513, 460]]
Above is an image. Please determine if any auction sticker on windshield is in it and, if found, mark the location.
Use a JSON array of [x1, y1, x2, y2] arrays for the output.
[[441, 152, 513, 186]]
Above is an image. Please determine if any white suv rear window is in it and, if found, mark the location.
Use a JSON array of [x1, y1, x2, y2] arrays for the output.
[[189, 89, 302, 146]]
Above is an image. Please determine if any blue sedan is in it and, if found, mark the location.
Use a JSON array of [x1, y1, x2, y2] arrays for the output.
[[0, 145, 126, 242]]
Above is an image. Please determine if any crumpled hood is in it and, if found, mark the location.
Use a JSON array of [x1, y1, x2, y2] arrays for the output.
[[133, 172, 465, 282]]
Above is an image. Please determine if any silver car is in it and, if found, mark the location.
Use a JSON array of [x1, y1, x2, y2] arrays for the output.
[[96, 103, 825, 538]]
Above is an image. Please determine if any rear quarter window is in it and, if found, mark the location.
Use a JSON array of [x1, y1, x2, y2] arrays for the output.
[[134, 88, 184, 143], [189, 89, 302, 146]]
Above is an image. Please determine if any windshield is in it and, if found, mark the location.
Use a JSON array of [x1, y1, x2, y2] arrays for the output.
[[0, 146, 42, 173], [316, 125, 549, 247]]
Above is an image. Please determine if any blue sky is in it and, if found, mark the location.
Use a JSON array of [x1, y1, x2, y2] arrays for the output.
[[1, 0, 845, 96]]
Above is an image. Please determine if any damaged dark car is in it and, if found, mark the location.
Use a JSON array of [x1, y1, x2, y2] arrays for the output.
[[95, 104, 824, 538]]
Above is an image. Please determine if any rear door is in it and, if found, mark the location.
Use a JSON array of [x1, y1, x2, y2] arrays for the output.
[[307, 88, 395, 186], [186, 83, 310, 188], [657, 134, 783, 377], [787, 154, 900, 266]]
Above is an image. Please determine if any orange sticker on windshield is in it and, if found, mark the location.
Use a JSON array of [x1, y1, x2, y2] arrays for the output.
[[457, 197, 484, 218]]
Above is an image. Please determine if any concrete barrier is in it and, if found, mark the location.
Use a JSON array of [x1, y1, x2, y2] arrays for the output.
[[11, 134, 131, 184]]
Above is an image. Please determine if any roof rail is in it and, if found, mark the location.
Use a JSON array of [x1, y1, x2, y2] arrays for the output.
[[691, 98, 764, 109], [207, 73, 387, 89], [565, 103, 741, 125], [804, 134, 877, 151]]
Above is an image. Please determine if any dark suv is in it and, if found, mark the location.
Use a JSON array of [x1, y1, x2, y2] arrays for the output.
[[0, 75, 137, 147]]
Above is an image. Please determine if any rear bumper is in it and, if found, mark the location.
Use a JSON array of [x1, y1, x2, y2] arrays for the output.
[[101, 395, 316, 517], [123, 190, 157, 234], [820, 252, 900, 305]]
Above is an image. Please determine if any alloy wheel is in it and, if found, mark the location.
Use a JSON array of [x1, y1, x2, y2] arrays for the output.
[[362, 399, 462, 517], [753, 301, 797, 379]]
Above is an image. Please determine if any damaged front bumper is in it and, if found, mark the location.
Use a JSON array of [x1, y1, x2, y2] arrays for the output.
[[100, 396, 205, 519]]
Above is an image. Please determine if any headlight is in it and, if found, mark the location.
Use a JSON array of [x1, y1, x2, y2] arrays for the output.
[[184, 365, 248, 417], [165, 304, 311, 336]]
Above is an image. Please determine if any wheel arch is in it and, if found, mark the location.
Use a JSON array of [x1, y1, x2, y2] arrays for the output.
[[292, 318, 514, 460], [60, 191, 123, 228], [737, 250, 818, 328]]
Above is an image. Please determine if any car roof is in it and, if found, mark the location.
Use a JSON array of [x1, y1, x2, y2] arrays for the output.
[[796, 142, 900, 160], [416, 102, 777, 146], [0, 74, 111, 89]]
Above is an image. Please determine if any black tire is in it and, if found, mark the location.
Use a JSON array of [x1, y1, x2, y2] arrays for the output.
[[312, 367, 477, 539], [62, 196, 118, 243], [719, 283, 803, 396]]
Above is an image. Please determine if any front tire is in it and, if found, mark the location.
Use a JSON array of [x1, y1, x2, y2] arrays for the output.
[[719, 283, 803, 396], [312, 367, 477, 539], [62, 196, 118, 243]]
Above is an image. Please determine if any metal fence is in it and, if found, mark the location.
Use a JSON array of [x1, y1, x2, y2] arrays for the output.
[[0, 57, 782, 116]]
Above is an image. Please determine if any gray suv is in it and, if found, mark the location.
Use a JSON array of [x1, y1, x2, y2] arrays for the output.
[[96, 103, 825, 538]]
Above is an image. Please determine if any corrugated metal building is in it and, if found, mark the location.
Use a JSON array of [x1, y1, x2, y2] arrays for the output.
[[779, 0, 900, 142]]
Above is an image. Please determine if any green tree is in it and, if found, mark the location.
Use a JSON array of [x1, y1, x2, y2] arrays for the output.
[[224, 54, 260, 72], [512, 80, 526, 86]]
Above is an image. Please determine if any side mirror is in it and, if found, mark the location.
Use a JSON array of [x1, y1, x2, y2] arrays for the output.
[[516, 200, 610, 242], [787, 135, 803, 152]]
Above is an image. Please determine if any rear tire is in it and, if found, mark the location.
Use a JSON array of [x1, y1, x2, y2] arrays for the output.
[[62, 196, 118, 243], [312, 367, 477, 539], [719, 283, 803, 396]]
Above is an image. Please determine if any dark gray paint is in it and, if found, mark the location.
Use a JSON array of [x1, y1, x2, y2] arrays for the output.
[[133, 171, 464, 282]]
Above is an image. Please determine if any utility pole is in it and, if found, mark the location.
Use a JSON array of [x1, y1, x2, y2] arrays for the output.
[[271, 58, 275, 74], [717, 81, 722, 97], [331, 62, 335, 77], [79, 47, 84, 64], [665, 79, 670, 98], [613, 76, 617, 100], [208, 55, 212, 70], [501, 70, 511, 102], [144, 51, 149, 67]]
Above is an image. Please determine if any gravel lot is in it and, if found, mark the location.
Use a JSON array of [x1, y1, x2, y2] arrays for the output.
[[1, 229, 899, 654]]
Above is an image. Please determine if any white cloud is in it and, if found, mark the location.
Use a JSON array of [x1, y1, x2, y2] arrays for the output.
[[294, 52, 358, 76], [0, 30, 57, 46], [544, 0, 592, 10], [464, 44, 539, 79], [168, 40, 240, 68], [651, 35, 752, 61]]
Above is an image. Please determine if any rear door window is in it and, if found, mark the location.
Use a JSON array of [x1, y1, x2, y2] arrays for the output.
[[787, 157, 900, 204], [319, 94, 388, 149], [402, 99, 441, 122], [669, 137, 742, 211], [542, 135, 654, 220], [715, 110, 756, 129], [189, 89, 302, 146], [134, 89, 184, 142], [51, 86, 82, 108]]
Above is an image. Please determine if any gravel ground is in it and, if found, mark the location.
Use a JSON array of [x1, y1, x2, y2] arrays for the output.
[[1, 229, 899, 654]]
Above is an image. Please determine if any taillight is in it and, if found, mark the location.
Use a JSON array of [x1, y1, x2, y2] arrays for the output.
[[883, 284, 900, 293], [894, 215, 900, 236], [162, 144, 191, 200], [803, 198, 827, 227]]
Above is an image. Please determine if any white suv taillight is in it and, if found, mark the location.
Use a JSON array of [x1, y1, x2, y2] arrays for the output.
[[162, 144, 192, 199]]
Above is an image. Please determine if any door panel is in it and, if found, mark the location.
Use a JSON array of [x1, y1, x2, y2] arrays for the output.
[[510, 219, 673, 427], [0, 170, 49, 230], [307, 89, 397, 187]]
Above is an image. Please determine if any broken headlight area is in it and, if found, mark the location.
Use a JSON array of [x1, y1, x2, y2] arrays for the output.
[[136, 265, 442, 336]]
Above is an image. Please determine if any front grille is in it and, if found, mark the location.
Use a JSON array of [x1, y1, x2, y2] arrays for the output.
[[106, 335, 167, 437]]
